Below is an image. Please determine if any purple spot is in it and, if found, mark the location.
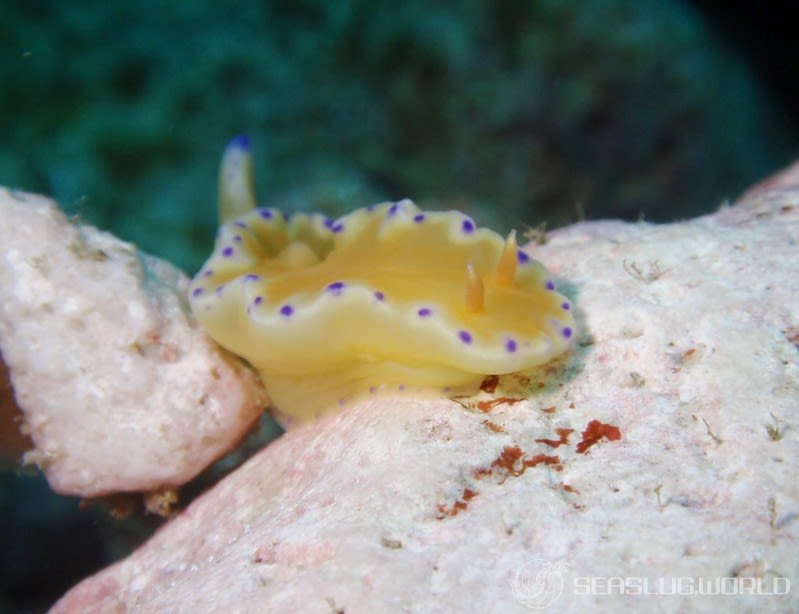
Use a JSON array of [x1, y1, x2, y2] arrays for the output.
[[215, 285, 225, 294], [323, 218, 334, 229], [388, 203, 399, 216], [459, 330, 473, 344], [545, 280, 555, 291], [222, 246, 234, 257], [413, 213, 426, 223], [505, 339, 517, 353], [398, 384, 406, 391], [374, 291, 385, 301], [366, 204, 376, 212], [233, 220, 247, 229], [326, 281, 346, 296], [203, 269, 214, 277], [233, 234, 242, 243], [280, 304, 293, 317], [461, 218, 475, 233], [561, 302, 570, 310], [253, 296, 263, 305], [418, 307, 432, 318], [562, 327, 573, 339], [244, 274, 260, 282], [191, 287, 203, 298], [229, 134, 251, 150], [282, 211, 291, 221], [517, 250, 530, 263], [258, 209, 273, 220], [331, 222, 344, 233]]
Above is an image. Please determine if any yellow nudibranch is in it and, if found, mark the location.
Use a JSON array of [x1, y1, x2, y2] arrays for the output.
[[190, 135, 576, 424]]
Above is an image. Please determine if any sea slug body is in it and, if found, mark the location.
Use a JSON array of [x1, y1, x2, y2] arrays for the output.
[[190, 136, 576, 424]]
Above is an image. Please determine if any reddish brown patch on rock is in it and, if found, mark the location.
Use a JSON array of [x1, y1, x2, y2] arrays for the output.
[[535, 427, 574, 448], [480, 374, 499, 393], [436, 487, 478, 518], [475, 397, 525, 412], [474, 445, 563, 481], [576, 420, 621, 454], [482, 420, 505, 433]]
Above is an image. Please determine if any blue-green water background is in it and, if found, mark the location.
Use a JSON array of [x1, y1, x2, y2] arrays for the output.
[[2, 1, 796, 274], [1, 1, 798, 611]]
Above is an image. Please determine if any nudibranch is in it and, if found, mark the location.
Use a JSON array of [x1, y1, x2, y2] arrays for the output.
[[189, 135, 576, 424]]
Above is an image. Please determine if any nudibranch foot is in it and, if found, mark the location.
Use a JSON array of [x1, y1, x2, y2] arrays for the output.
[[190, 136, 577, 424], [263, 361, 480, 427]]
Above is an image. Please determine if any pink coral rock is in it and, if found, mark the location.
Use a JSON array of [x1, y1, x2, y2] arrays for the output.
[[13, 164, 799, 611], [0, 188, 267, 497]]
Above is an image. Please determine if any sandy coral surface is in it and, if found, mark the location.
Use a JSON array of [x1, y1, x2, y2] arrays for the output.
[[0, 189, 267, 496], [5, 168, 799, 612]]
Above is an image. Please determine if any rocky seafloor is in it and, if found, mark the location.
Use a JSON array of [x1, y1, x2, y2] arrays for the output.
[[2, 160, 798, 612]]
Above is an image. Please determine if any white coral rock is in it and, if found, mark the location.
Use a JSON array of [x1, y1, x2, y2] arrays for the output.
[[7, 166, 799, 612], [0, 188, 267, 497]]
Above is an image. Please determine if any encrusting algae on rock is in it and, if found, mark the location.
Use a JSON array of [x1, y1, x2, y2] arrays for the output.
[[189, 135, 575, 424]]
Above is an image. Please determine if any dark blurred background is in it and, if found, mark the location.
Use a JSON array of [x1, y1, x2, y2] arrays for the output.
[[1, 1, 797, 611]]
